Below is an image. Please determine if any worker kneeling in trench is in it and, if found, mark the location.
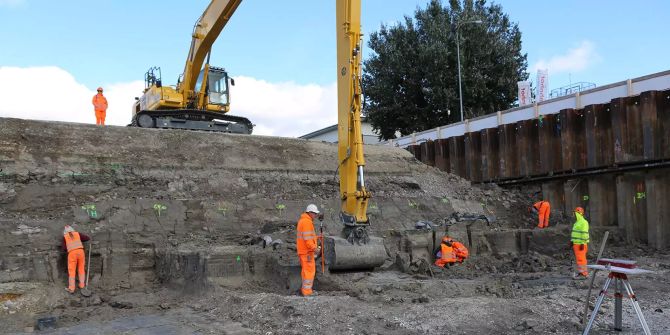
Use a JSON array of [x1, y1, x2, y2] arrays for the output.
[[434, 236, 469, 267]]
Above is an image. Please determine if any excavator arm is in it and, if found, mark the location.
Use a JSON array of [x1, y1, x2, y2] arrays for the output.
[[325, 0, 387, 271], [336, 0, 370, 227], [179, 0, 242, 98]]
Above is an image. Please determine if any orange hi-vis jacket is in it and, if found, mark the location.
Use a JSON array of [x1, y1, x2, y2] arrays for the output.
[[296, 213, 318, 255], [92, 94, 108, 112], [438, 237, 469, 263], [440, 242, 457, 263], [452, 241, 469, 260], [64, 232, 84, 252]]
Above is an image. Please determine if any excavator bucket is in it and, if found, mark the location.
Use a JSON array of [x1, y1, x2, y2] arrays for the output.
[[324, 236, 387, 271]]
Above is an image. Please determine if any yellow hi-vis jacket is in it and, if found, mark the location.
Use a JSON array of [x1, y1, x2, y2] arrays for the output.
[[571, 212, 590, 244]]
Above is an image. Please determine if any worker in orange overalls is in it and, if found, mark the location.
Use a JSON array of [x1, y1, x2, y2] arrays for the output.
[[434, 236, 469, 267], [296, 204, 321, 296], [531, 200, 551, 228], [571, 207, 590, 279], [61, 225, 90, 293], [92, 87, 108, 125]]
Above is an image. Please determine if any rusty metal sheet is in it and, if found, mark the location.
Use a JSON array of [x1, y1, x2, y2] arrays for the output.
[[584, 103, 613, 168], [560, 108, 587, 171], [616, 172, 648, 243], [434, 139, 450, 173], [406, 144, 421, 161], [498, 124, 518, 179], [538, 114, 563, 174], [586, 175, 617, 227], [464, 132, 482, 182], [516, 121, 530, 177], [448, 136, 466, 177], [419, 140, 435, 167], [516, 120, 541, 177], [611, 96, 644, 164], [480, 128, 499, 181], [645, 169, 670, 249], [660, 89, 670, 159], [640, 90, 669, 161]]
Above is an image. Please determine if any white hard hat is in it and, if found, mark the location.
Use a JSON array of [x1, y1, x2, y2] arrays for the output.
[[63, 225, 75, 235], [305, 204, 320, 214]]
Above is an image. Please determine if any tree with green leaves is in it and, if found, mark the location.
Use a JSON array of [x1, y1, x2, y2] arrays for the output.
[[363, 0, 528, 140]]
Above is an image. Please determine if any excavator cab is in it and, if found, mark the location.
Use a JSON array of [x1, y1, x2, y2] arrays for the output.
[[195, 66, 232, 107]]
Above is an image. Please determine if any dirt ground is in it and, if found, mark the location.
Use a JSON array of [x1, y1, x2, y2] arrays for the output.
[[1, 246, 668, 334], [0, 118, 669, 334]]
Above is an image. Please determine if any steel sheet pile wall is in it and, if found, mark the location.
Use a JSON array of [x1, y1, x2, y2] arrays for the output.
[[560, 108, 588, 171], [538, 114, 563, 174], [403, 89, 670, 248], [499, 124, 518, 178], [465, 132, 482, 182], [480, 128, 499, 180], [434, 139, 450, 172], [420, 140, 435, 167], [449, 136, 466, 177], [585, 104, 614, 168]]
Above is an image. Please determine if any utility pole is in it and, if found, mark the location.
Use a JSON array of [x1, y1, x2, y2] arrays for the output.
[[456, 19, 483, 122]]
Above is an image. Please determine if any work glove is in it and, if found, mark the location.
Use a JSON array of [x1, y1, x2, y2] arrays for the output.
[[579, 244, 585, 251]]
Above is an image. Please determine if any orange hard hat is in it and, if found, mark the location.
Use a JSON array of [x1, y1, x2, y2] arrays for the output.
[[97, 87, 103, 92], [575, 207, 585, 215], [442, 236, 453, 242]]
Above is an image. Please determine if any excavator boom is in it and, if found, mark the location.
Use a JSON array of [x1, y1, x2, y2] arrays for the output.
[[180, 0, 242, 95]]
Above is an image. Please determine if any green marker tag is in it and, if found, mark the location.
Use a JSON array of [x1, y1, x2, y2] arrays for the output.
[[236, 256, 241, 262], [153, 203, 167, 216]]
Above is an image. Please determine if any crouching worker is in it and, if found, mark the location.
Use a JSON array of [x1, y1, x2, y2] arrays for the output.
[[61, 225, 90, 293], [531, 200, 551, 228], [434, 236, 469, 267]]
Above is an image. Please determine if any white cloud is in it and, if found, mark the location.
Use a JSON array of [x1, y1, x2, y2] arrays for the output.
[[0, 66, 142, 126], [0, 0, 25, 7], [532, 40, 600, 74], [0, 66, 337, 137], [232, 76, 337, 137]]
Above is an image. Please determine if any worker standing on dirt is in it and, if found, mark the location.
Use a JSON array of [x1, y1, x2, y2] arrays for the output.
[[92, 87, 108, 126], [296, 204, 321, 296], [434, 236, 468, 267], [61, 225, 90, 293], [571, 207, 590, 279], [531, 200, 551, 228]]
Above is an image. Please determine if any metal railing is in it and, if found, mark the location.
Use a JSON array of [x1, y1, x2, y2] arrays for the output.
[[384, 70, 670, 148]]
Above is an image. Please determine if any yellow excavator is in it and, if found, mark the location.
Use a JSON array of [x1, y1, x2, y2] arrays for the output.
[[131, 0, 253, 134], [133, 0, 386, 270]]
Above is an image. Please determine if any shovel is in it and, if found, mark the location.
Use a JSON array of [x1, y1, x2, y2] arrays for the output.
[[80, 240, 93, 297]]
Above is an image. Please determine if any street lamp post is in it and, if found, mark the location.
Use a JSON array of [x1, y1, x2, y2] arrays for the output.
[[456, 19, 482, 122]]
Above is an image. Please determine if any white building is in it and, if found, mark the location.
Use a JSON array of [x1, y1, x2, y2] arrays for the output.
[[299, 120, 382, 144]]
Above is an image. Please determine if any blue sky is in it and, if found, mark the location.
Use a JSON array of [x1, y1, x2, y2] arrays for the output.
[[1, 0, 669, 136]]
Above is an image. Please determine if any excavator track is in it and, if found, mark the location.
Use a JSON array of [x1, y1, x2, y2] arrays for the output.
[[132, 109, 253, 134]]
